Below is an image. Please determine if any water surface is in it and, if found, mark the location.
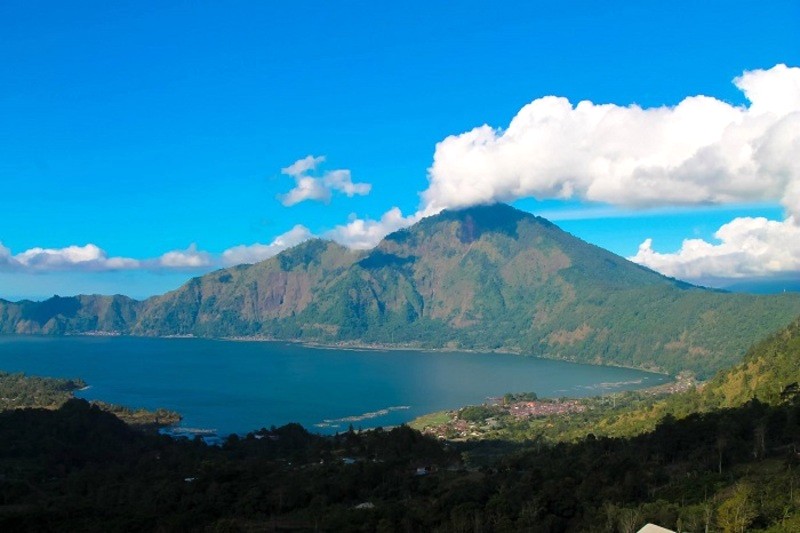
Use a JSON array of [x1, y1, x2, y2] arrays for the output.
[[0, 336, 668, 435]]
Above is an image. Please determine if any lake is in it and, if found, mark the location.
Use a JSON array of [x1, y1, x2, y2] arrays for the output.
[[0, 336, 669, 435]]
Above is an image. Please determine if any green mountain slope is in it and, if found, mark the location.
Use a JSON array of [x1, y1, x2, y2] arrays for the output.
[[695, 315, 800, 407], [132, 239, 360, 337], [0, 294, 139, 335], [2, 204, 799, 377], [569, 314, 800, 439]]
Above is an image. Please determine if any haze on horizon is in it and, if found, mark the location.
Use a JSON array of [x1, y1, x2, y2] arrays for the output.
[[1, 1, 799, 300]]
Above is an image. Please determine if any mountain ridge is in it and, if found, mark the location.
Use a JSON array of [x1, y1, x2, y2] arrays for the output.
[[2, 203, 799, 377]]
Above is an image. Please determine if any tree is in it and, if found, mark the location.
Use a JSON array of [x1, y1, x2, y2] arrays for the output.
[[617, 507, 641, 533], [716, 483, 757, 533]]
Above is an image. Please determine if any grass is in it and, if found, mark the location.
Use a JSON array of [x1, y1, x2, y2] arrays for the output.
[[409, 410, 451, 430]]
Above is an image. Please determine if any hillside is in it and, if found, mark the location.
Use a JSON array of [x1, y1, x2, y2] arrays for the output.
[[0, 295, 140, 335], [2, 204, 800, 377], [692, 315, 800, 407], [685, 313, 800, 408], [3, 392, 800, 531], [552, 314, 800, 440]]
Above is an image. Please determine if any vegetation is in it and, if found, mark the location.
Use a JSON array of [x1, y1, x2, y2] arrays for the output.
[[88, 400, 182, 430], [0, 371, 85, 410], [560, 315, 800, 441], [0, 371, 180, 431], [1, 395, 799, 531], [2, 205, 799, 378]]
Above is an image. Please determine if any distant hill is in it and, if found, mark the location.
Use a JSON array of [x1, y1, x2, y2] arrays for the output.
[[719, 278, 800, 294], [2, 204, 800, 377], [0, 294, 140, 335]]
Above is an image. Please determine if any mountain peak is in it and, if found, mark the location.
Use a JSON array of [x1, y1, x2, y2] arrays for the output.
[[430, 202, 538, 225], [383, 203, 547, 247]]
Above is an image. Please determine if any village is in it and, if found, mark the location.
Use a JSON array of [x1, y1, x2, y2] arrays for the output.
[[419, 374, 702, 441], [421, 396, 587, 440]]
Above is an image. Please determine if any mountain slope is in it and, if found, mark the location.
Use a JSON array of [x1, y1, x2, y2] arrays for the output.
[[2, 204, 800, 377], [697, 314, 800, 406], [565, 312, 800, 440], [0, 294, 139, 335], [132, 239, 360, 337]]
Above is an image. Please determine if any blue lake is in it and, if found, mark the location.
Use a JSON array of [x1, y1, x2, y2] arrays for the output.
[[0, 336, 669, 435]]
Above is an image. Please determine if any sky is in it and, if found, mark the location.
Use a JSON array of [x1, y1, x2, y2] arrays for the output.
[[1, 0, 799, 300]]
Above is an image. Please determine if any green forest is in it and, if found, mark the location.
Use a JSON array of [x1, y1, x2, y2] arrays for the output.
[[1, 396, 799, 531]]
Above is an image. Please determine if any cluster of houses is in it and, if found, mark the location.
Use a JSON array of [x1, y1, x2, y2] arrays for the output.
[[506, 399, 585, 419], [422, 398, 589, 440]]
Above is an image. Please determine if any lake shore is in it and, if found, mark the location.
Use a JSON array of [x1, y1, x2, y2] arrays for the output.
[[220, 335, 672, 376], [56, 331, 673, 376]]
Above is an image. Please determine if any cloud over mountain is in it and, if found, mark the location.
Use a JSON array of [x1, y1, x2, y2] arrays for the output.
[[423, 64, 800, 218], [630, 216, 800, 280], [221, 225, 313, 265], [321, 64, 799, 283], [278, 155, 371, 206], [325, 208, 422, 249], [153, 244, 214, 269]]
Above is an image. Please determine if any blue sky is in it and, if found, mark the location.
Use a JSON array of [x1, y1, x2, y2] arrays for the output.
[[1, 1, 799, 300]]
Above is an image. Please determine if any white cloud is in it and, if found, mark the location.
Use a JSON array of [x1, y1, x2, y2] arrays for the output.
[[0, 242, 220, 273], [0, 243, 13, 267], [322, 169, 371, 197], [325, 207, 423, 249], [278, 155, 371, 206], [629, 216, 800, 280], [221, 225, 313, 265], [418, 63, 800, 283], [0, 243, 141, 272], [282, 154, 325, 177], [279, 176, 331, 205], [423, 64, 800, 220], [154, 244, 214, 269]]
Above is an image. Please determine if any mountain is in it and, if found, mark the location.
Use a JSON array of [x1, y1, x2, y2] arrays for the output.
[[2, 204, 800, 377], [0, 294, 139, 335]]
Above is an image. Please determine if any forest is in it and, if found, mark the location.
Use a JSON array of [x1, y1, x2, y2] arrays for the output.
[[0, 396, 798, 531]]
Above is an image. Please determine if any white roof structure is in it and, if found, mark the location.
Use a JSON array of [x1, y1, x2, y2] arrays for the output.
[[637, 524, 675, 533]]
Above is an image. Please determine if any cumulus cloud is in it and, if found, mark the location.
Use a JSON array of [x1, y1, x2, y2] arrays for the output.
[[278, 155, 371, 206], [629, 216, 800, 280], [325, 207, 423, 249], [423, 64, 800, 219], [153, 244, 214, 269], [221, 224, 313, 265], [0, 242, 220, 273], [0, 243, 13, 267], [0, 243, 140, 272]]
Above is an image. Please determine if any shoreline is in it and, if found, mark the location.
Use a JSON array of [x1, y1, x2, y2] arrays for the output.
[[14, 331, 674, 376], [221, 335, 672, 377]]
